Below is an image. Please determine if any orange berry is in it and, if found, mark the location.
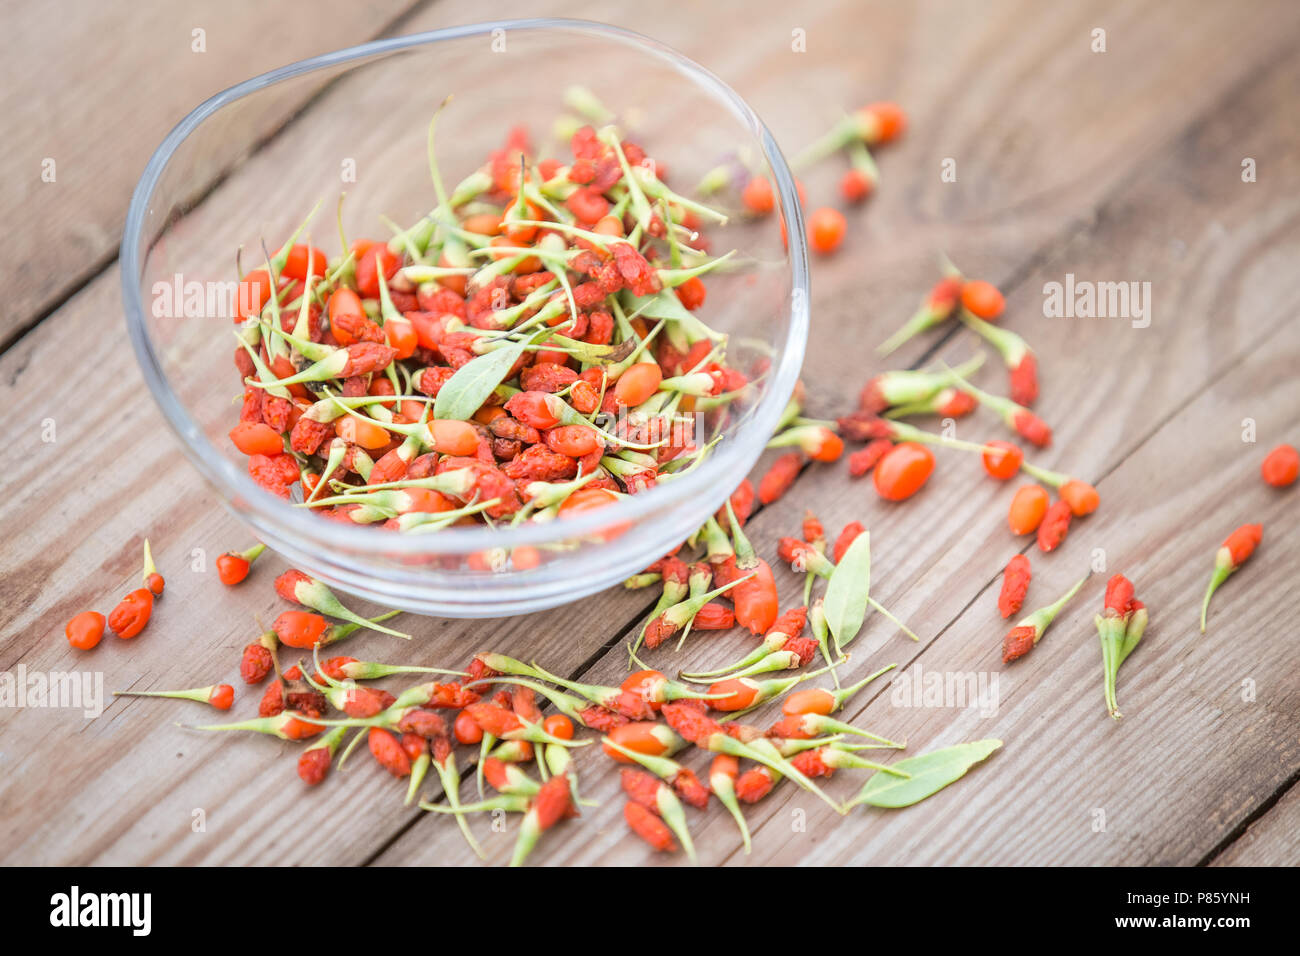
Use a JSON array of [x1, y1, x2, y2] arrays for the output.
[[384, 316, 418, 360], [66, 611, 106, 650], [840, 168, 874, 202], [859, 101, 907, 143], [808, 207, 847, 255], [1060, 479, 1100, 516], [873, 442, 935, 500], [229, 421, 284, 457], [542, 714, 574, 740], [741, 176, 775, 215], [462, 212, 503, 235], [593, 214, 625, 237], [428, 419, 479, 456], [614, 362, 662, 407], [216, 553, 252, 586], [782, 687, 836, 717], [208, 685, 236, 710], [805, 428, 844, 462], [1008, 484, 1050, 535], [511, 546, 542, 570], [961, 280, 1005, 321], [1261, 443, 1298, 488], [982, 440, 1023, 480], [558, 487, 621, 516], [283, 244, 328, 281], [335, 416, 391, 450]]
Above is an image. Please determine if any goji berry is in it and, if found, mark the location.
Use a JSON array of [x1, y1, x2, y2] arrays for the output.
[[982, 440, 1023, 480], [734, 767, 775, 803], [1261, 443, 1299, 488], [758, 452, 802, 505], [832, 521, 865, 564], [368, 727, 412, 778], [1036, 500, 1072, 552], [998, 554, 1032, 618], [1008, 484, 1049, 535], [873, 442, 934, 501], [847, 439, 892, 478], [961, 280, 1005, 320], [808, 207, 846, 255], [108, 589, 153, 639], [624, 800, 676, 852], [239, 642, 273, 683], [65, 611, 105, 651]]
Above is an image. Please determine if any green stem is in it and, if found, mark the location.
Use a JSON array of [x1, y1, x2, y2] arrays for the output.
[[710, 773, 752, 854], [1200, 565, 1232, 633], [432, 756, 485, 860]]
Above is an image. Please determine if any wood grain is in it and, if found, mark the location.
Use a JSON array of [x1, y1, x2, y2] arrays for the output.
[[1209, 781, 1300, 867], [1, 0, 1297, 866], [0, 0, 421, 348]]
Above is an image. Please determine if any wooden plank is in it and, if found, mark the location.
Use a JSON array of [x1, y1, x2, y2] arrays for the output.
[[0, 0, 421, 348], [1209, 783, 1300, 867], [3, 0, 1298, 866]]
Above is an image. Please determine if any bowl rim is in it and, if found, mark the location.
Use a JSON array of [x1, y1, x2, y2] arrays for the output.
[[122, 17, 810, 554]]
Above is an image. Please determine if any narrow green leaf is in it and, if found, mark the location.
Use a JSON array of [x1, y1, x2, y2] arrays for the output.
[[846, 739, 1002, 809], [433, 339, 529, 421], [622, 290, 722, 342], [823, 531, 871, 648]]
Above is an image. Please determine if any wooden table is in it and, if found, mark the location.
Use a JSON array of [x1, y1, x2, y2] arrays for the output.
[[2, 0, 1297, 867]]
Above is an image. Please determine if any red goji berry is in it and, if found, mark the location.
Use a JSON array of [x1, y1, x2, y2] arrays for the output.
[[297, 744, 335, 786], [368, 727, 412, 778], [272, 610, 328, 649], [1012, 410, 1052, 448], [1009, 353, 1039, 406], [961, 279, 1005, 320], [873, 442, 934, 501], [1201, 523, 1263, 632], [660, 701, 722, 746], [452, 709, 483, 745], [832, 521, 865, 564], [65, 611, 106, 651], [1008, 484, 1050, 535], [847, 439, 892, 478], [672, 767, 710, 808], [808, 207, 846, 255], [734, 766, 775, 803], [982, 440, 1023, 480], [1036, 500, 1072, 552], [108, 589, 153, 639], [624, 800, 676, 852], [758, 452, 802, 505], [239, 642, 273, 683], [998, 554, 1032, 618], [741, 176, 774, 215], [1261, 443, 1299, 488]]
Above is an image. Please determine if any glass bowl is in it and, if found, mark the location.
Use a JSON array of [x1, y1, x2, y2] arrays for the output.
[[122, 18, 808, 617]]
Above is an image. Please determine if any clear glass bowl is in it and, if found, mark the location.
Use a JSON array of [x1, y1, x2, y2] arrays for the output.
[[123, 19, 808, 617]]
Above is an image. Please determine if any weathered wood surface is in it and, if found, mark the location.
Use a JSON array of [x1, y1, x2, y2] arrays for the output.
[[1210, 783, 1300, 867], [0, 0, 421, 349], [1, 0, 1297, 866]]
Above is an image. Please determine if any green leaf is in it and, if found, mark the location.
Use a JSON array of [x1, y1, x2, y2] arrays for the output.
[[433, 339, 529, 421], [823, 531, 870, 649], [846, 739, 1002, 809], [623, 290, 722, 341]]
